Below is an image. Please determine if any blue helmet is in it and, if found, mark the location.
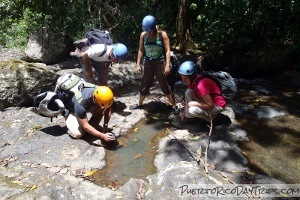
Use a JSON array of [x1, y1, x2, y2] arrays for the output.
[[113, 43, 128, 62], [178, 61, 197, 75], [142, 15, 156, 32]]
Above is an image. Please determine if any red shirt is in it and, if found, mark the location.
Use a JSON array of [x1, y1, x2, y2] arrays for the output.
[[189, 74, 226, 108]]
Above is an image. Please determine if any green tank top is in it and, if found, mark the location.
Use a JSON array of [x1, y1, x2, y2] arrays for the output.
[[144, 33, 164, 59]]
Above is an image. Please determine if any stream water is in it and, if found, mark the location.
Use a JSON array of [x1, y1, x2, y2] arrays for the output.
[[93, 108, 173, 188], [92, 78, 300, 188], [236, 89, 300, 184]]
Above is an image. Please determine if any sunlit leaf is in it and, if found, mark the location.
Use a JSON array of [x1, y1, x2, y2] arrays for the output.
[[84, 169, 98, 176], [34, 125, 43, 129], [189, 135, 200, 141], [190, 3, 197, 10], [152, 116, 158, 119], [197, 15, 202, 21], [246, 170, 255, 176], [134, 154, 142, 159], [133, 138, 139, 142], [134, 128, 139, 132], [30, 184, 37, 190]]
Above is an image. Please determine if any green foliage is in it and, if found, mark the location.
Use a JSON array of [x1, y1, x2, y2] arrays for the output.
[[189, 0, 299, 73], [190, 3, 197, 10], [0, 0, 298, 73], [0, 0, 178, 54]]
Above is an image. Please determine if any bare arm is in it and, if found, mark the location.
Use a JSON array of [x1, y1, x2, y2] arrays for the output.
[[136, 32, 146, 73], [81, 52, 93, 79], [102, 107, 111, 133], [188, 94, 214, 110], [161, 31, 171, 74], [78, 117, 115, 142]]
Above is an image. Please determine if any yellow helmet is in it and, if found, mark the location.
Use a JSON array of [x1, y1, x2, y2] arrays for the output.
[[93, 86, 114, 109]]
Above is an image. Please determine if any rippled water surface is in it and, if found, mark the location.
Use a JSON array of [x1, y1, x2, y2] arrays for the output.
[[236, 87, 300, 184]]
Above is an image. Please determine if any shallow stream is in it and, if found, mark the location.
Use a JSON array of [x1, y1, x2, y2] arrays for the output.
[[236, 89, 300, 184], [92, 79, 300, 188], [94, 111, 173, 188]]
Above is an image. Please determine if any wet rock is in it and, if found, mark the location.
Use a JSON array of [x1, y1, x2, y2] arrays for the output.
[[0, 61, 58, 109]]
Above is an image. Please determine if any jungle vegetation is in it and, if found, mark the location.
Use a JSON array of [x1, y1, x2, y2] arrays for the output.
[[0, 0, 299, 77]]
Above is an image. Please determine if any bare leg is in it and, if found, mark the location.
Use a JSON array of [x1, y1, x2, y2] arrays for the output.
[[138, 95, 146, 106], [166, 94, 176, 108]]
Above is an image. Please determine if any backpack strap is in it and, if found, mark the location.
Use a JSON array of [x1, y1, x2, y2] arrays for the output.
[[195, 74, 223, 97], [98, 44, 107, 57], [74, 91, 84, 104], [75, 82, 97, 103]]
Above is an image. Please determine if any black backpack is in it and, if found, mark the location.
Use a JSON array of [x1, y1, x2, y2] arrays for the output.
[[85, 29, 112, 46], [85, 29, 112, 57]]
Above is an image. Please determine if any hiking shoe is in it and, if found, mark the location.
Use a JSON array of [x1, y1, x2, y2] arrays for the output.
[[173, 106, 180, 115], [70, 49, 83, 57], [129, 104, 143, 110]]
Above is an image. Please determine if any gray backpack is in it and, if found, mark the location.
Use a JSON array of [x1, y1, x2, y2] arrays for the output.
[[196, 71, 237, 100]]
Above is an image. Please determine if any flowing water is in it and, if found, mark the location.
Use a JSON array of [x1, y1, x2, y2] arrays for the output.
[[235, 89, 300, 184]]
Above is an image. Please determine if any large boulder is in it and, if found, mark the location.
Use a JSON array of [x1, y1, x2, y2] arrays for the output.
[[0, 60, 59, 110], [25, 28, 73, 65]]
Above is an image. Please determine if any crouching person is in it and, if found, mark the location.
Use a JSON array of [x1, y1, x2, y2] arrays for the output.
[[178, 61, 226, 123], [64, 86, 116, 143]]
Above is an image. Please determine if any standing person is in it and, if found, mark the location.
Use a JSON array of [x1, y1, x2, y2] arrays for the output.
[[71, 41, 128, 86], [178, 61, 226, 123], [63, 85, 117, 143], [130, 15, 178, 114]]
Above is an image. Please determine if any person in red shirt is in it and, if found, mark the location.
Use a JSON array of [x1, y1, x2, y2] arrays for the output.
[[178, 61, 226, 123]]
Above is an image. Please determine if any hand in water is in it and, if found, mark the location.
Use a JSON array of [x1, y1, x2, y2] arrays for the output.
[[102, 132, 116, 142]]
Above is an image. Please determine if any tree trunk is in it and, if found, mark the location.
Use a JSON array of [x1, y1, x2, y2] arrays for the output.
[[176, 0, 188, 53]]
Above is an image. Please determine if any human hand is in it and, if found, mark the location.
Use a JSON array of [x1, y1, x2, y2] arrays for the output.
[[102, 132, 116, 142], [188, 101, 200, 107], [136, 64, 142, 74], [86, 70, 93, 79], [164, 65, 170, 76]]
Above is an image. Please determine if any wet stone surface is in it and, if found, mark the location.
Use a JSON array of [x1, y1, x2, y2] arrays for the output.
[[0, 53, 299, 199]]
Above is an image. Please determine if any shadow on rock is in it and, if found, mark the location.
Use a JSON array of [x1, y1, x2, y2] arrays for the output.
[[80, 125, 120, 150], [213, 113, 232, 127], [40, 125, 67, 136], [111, 100, 131, 116], [172, 113, 232, 135], [144, 101, 174, 115]]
